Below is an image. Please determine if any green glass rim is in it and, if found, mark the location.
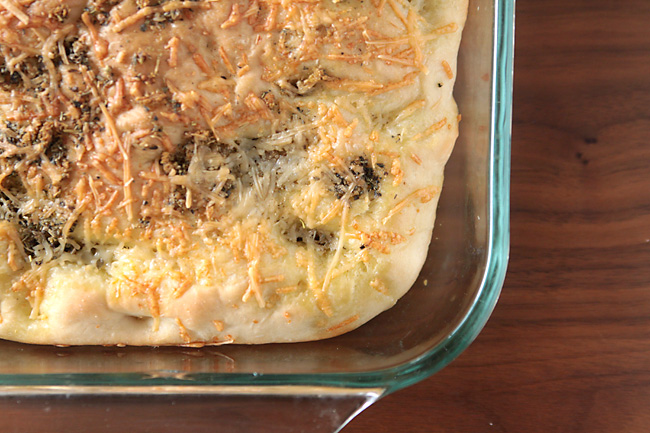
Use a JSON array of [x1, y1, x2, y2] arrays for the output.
[[0, 0, 514, 394]]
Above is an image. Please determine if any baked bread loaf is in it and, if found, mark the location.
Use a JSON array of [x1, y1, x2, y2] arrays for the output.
[[0, 0, 467, 345]]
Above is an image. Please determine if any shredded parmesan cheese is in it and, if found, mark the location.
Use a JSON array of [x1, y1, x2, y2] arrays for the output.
[[442, 60, 454, 79], [0, 0, 466, 346], [0, 0, 29, 25], [382, 187, 440, 225], [327, 314, 359, 333]]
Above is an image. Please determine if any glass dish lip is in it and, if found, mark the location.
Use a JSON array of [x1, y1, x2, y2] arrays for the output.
[[0, 0, 513, 394]]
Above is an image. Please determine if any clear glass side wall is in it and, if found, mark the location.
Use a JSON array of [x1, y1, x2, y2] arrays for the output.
[[0, 0, 513, 392], [0, 387, 383, 433]]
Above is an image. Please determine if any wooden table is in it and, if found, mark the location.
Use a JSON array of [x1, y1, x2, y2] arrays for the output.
[[345, 0, 650, 431]]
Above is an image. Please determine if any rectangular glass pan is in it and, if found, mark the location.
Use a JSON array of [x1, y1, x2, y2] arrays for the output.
[[0, 0, 513, 431]]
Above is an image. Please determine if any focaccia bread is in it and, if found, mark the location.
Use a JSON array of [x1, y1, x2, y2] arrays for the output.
[[0, 0, 467, 345]]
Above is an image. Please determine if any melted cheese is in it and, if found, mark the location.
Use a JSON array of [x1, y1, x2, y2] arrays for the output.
[[0, 0, 467, 345]]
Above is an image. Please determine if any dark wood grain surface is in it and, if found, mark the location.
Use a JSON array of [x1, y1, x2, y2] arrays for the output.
[[345, 0, 650, 431]]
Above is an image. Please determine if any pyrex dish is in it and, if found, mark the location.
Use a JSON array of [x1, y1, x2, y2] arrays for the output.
[[0, 0, 514, 431]]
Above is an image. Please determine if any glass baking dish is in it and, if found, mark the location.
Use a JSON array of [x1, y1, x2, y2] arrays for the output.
[[0, 0, 513, 431]]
